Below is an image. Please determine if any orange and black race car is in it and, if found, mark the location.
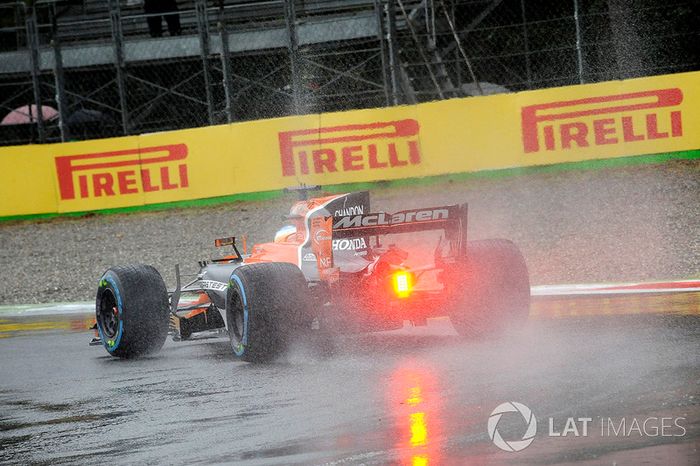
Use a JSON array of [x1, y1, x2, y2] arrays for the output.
[[92, 190, 530, 362]]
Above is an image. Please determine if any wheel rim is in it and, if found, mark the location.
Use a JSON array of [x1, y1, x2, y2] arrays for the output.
[[98, 288, 120, 340], [228, 292, 245, 347]]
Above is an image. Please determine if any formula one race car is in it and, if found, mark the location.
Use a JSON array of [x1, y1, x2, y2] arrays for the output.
[[93, 190, 530, 362]]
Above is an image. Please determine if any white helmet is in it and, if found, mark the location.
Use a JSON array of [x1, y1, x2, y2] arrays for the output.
[[274, 224, 297, 243]]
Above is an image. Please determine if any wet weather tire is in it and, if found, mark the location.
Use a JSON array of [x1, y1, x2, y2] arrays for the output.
[[226, 263, 310, 363], [448, 239, 530, 337], [96, 264, 169, 358]]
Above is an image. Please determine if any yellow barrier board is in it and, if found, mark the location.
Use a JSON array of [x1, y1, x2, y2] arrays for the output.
[[1, 71, 699, 217]]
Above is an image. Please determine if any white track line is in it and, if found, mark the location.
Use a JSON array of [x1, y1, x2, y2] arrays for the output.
[[0, 302, 93, 317], [531, 280, 700, 296], [0, 280, 697, 317]]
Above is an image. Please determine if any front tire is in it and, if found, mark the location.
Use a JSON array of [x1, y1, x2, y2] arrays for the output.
[[226, 263, 310, 363], [96, 264, 169, 358], [447, 239, 530, 337]]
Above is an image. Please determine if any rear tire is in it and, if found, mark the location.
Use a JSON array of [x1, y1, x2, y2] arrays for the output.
[[448, 239, 530, 337], [95, 264, 169, 358], [226, 263, 310, 363]]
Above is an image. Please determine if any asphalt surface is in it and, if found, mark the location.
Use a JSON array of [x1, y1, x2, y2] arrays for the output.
[[0, 313, 698, 465], [0, 159, 698, 304]]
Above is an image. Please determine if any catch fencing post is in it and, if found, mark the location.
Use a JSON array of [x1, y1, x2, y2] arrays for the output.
[[25, 4, 45, 142], [196, 0, 215, 125], [520, 0, 532, 89], [284, 0, 301, 114], [51, 14, 68, 142], [573, 0, 585, 84], [108, 0, 130, 135], [374, 0, 391, 106], [218, 4, 234, 124], [386, 0, 400, 105]]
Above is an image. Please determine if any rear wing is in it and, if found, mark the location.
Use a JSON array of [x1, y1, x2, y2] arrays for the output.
[[332, 204, 467, 247], [309, 204, 468, 282]]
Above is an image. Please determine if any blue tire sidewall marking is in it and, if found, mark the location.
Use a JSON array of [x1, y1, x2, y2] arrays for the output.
[[229, 274, 249, 357], [98, 274, 124, 353]]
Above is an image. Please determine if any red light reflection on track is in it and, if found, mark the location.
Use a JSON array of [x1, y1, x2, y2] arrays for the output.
[[387, 360, 443, 465]]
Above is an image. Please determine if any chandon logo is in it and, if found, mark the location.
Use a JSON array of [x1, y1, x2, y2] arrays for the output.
[[334, 205, 364, 216]]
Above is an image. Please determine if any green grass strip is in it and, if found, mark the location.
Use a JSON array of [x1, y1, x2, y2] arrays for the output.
[[2, 149, 698, 223]]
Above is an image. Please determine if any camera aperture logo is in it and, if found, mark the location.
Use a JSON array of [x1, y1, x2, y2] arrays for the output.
[[487, 402, 537, 452]]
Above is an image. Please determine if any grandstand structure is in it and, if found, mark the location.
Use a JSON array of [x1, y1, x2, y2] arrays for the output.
[[0, 0, 697, 145]]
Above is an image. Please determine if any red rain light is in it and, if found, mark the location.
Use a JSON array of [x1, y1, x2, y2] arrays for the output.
[[393, 270, 413, 298]]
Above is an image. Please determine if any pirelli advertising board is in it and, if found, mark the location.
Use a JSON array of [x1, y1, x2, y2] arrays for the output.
[[1, 71, 699, 217]]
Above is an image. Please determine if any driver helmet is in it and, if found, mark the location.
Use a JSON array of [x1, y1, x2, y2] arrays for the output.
[[274, 224, 297, 243]]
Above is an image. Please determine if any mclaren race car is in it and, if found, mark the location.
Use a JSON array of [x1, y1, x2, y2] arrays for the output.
[[93, 190, 530, 362]]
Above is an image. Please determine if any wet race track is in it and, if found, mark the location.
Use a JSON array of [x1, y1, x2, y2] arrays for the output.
[[1, 307, 698, 465], [0, 159, 697, 465]]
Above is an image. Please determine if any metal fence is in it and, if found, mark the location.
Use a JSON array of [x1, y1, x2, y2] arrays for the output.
[[0, 0, 698, 146]]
